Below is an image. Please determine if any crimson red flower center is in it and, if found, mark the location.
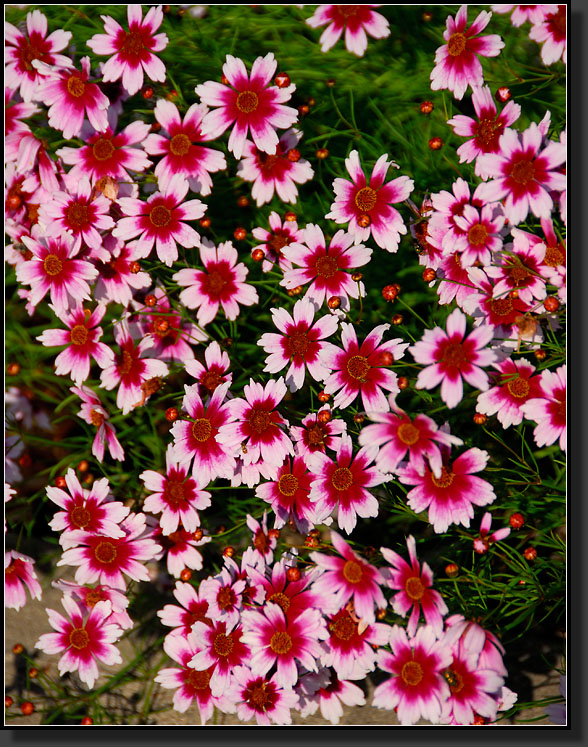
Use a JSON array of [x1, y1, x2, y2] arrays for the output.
[[119, 350, 134, 375], [510, 159, 535, 185], [19, 42, 46, 72], [254, 529, 270, 554], [336, 4, 360, 17], [65, 202, 90, 228], [69, 628, 89, 650], [268, 592, 290, 612], [346, 354, 370, 381], [70, 324, 89, 346], [315, 255, 338, 278], [397, 422, 420, 446], [267, 232, 291, 255], [85, 589, 104, 607], [307, 423, 327, 447], [401, 660, 424, 686], [122, 31, 145, 55], [204, 270, 227, 296], [548, 6, 566, 37], [244, 681, 274, 710], [440, 342, 468, 366], [192, 418, 212, 442], [556, 395, 566, 421], [149, 204, 172, 227], [164, 480, 186, 506], [506, 376, 530, 399], [544, 246, 564, 267], [92, 137, 115, 161], [217, 586, 236, 611], [43, 254, 63, 276], [490, 297, 513, 316], [331, 467, 353, 491], [213, 633, 234, 657], [331, 613, 357, 641], [430, 466, 455, 488], [66, 75, 86, 98], [170, 133, 192, 157], [506, 262, 531, 285], [405, 576, 425, 600], [354, 186, 377, 213], [278, 473, 298, 497], [200, 370, 223, 392], [248, 407, 273, 434], [468, 223, 488, 246], [236, 90, 259, 114], [288, 331, 310, 356], [476, 117, 502, 147], [186, 669, 211, 690], [270, 630, 293, 655], [94, 541, 118, 564], [342, 560, 363, 584], [70, 506, 91, 529], [447, 32, 467, 56]]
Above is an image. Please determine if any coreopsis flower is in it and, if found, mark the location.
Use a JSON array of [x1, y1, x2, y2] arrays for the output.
[[435, 250, 479, 308], [71, 385, 125, 463], [114, 173, 205, 266], [5, 550, 42, 610], [520, 364, 566, 451], [290, 408, 347, 462], [380, 535, 448, 637], [485, 228, 549, 304], [184, 340, 232, 397], [35, 56, 109, 139], [476, 357, 543, 428], [196, 52, 299, 160], [246, 558, 324, 619], [46, 469, 128, 547], [5, 9, 72, 102], [476, 124, 566, 226], [397, 447, 496, 534], [37, 304, 114, 386], [451, 202, 506, 267], [298, 670, 366, 724], [322, 606, 390, 681], [430, 6, 505, 100], [410, 308, 497, 409], [359, 396, 463, 477], [52, 579, 134, 631], [440, 648, 505, 723], [428, 178, 485, 256], [320, 322, 409, 412], [310, 531, 386, 625], [140, 446, 211, 535], [142, 99, 226, 195], [156, 527, 211, 578], [473, 512, 511, 554], [307, 433, 387, 534], [490, 5, 558, 27], [35, 597, 122, 689], [217, 378, 294, 469], [255, 456, 316, 534], [99, 319, 169, 414], [258, 298, 339, 392], [93, 238, 152, 307], [227, 666, 299, 725], [305, 5, 390, 57], [529, 4, 567, 65], [372, 624, 452, 725], [447, 85, 521, 176], [173, 239, 259, 326], [245, 512, 278, 568], [237, 128, 314, 206], [16, 230, 98, 315], [533, 218, 566, 301], [158, 581, 212, 638], [154, 634, 233, 721], [56, 121, 152, 184], [170, 381, 237, 485], [57, 512, 161, 590], [199, 556, 247, 629], [38, 177, 115, 255], [86, 4, 168, 96], [444, 614, 507, 677], [241, 602, 327, 689], [251, 211, 302, 274], [325, 149, 414, 253], [190, 619, 251, 696], [5, 92, 39, 161]]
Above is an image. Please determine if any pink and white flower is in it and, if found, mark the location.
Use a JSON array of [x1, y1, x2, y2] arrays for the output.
[[430, 6, 505, 100], [237, 128, 314, 206], [190, 619, 251, 696], [475, 357, 543, 428], [529, 5, 567, 65], [5, 550, 42, 610], [410, 308, 497, 409], [35, 597, 122, 689], [325, 149, 414, 253], [255, 456, 316, 535], [199, 562, 247, 630], [520, 364, 566, 451], [305, 5, 390, 57], [321, 607, 390, 680], [451, 202, 506, 267], [52, 579, 133, 631], [173, 239, 258, 326], [290, 408, 347, 462], [228, 666, 299, 725], [245, 512, 278, 568], [71, 385, 125, 463], [246, 558, 324, 619], [142, 99, 227, 195], [473, 512, 511, 554], [93, 238, 152, 307], [156, 527, 211, 578], [86, 5, 168, 96], [251, 211, 302, 274], [299, 670, 366, 724], [184, 341, 232, 397], [196, 52, 298, 160], [490, 5, 557, 27], [158, 581, 211, 638], [428, 178, 485, 256], [5, 92, 39, 161], [485, 228, 549, 304]]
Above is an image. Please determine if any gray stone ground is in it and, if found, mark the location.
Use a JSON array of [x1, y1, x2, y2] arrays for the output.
[[5, 567, 564, 727]]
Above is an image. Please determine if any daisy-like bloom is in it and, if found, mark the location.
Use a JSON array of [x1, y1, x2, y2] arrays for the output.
[[154, 634, 233, 722], [245, 512, 278, 568], [170, 381, 237, 485], [16, 230, 98, 315], [35, 597, 122, 689], [310, 531, 386, 625], [320, 323, 409, 412], [305, 5, 390, 57], [380, 535, 448, 637], [491, 5, 557, 27], [247, 558, 325, 619], [255, 456, 316, 535], [156, 527, 211, 578], [237, 128, 314, 206], [475, 357, 543, 428], [190, 619, 251, 696], [476, 123, 566, 226], [251, 211, 302, 274], [241, 602, 327, 689], [184, 341, 232, 397], [5, 91, 39, 161], [534, 217, 566, 302], [56, 121, 152, 184], [173, 239, 258, 326], [140, 446, 211, 536], [87, 5, 168, 96], [195, 52, 298, 160], [93, 238, 152, 307], [38, 177, 115, 255], [158, 581, 212, 638], [290, 408, 347, 462], [283, 225, 372, 309], [142, 99, 227, 195], [410, 308, 497, 409], [52, 579, 133, 631], [473, 512, 511, 554], [529, 4, 566, 65], [37, 304, 114, 386], [307, 433, 387, 535], [114, 173, 205, 267], [444, 614, 507, 677], [5, 10, 72, 102], [359, 395, 463, 477], [227, 666, 299, 726], [5, 550, 42, 610], [199, 561, 247, 630], [325, 150, 414, 253], [397, 447, 496, 534], [58, 512, 161, 590], [258, 298, 339, 392], [447, 85, 521, 176], [36, 56, 109, 140], [218, 378, 294, 469], [451, 202, 506, 267], [71, 385, 125, 463], [520, 364, 566, 452], [427, 178, 485, 256], [430, 6, 505, 101], [485, 228, 549, 304], [435, 250, 478, 308], [46, 469, 128, 547], [99, 319, 169, 414], [299, 669, 366, 724], [372, 624, 452, 725]]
